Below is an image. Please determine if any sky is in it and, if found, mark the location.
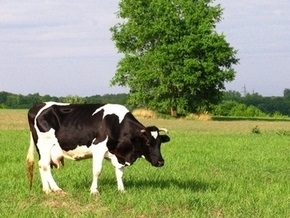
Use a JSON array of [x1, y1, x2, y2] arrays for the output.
[[0, 1, 289, 97]]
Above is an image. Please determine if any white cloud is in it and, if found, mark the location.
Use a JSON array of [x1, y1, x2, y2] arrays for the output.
[[0, 1, 119, 59]]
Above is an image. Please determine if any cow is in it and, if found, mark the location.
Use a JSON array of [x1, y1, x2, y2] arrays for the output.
[[26, 102, 170, 194]]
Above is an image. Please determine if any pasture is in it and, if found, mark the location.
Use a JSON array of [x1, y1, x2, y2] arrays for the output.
[[1, 109, 290, 217]]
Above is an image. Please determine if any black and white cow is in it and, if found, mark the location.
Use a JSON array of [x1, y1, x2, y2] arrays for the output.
[[26, 102, 170, 194]]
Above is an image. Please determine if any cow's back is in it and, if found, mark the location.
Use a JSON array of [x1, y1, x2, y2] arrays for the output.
[[28, 102, 105, 148]]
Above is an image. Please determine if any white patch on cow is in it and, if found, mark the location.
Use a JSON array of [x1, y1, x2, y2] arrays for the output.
[[37, 129, 58, 147], [63, 145, 93, 161], [37, 128, 58, 145], [50, 143, 63, 169], [92, 104, 129, 123], [151, 131, 158, 139]]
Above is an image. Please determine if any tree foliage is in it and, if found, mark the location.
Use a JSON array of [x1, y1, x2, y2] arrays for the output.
[[111, 0, 239, 115], [284, 88, 290, 99], [212, 89, 290, 117]]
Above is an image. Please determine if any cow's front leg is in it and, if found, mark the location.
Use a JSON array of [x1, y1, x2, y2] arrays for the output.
[[90, 155, 104, 194], [90, 138, 108, 194], [115, 167, 125, 192], [106, 153, 126, 192]]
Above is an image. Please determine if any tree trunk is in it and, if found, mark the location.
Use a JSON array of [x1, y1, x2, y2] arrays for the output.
[[170, 107, 177, 117]]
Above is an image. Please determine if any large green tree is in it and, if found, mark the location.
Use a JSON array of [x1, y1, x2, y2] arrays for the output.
[[111, 0, 239, 115]]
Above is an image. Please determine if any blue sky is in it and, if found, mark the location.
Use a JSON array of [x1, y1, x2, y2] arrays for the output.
[[0, 0, 289, 97]]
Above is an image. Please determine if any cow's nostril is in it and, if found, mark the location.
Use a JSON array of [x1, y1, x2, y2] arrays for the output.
[[157, 161, 164, 167]]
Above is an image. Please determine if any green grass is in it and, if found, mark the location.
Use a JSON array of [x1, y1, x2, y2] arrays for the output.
[[1, 110, 290, 217], [212, 116, 290, 122]]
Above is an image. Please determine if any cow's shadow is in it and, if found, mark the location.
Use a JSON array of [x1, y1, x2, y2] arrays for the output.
[[72, 169, 218, 192], [75, 177, 218, 193], [123, 178, 218, 192]]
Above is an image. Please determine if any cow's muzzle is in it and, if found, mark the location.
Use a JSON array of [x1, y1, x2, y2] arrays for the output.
[[154, 160, 164, 167]]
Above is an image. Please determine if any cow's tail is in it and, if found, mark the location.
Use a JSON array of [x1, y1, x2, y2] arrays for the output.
[[26, 133, 35, 190]]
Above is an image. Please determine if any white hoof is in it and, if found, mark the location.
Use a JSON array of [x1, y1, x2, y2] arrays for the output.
[[90, 190, 99, 195]]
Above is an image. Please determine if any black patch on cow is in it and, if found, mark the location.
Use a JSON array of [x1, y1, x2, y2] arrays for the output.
[[160, 135, 170, 143]]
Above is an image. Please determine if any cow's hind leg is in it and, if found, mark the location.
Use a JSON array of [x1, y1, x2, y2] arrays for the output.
[[38, 160, 62, 193], [38, 138, 62, 193]]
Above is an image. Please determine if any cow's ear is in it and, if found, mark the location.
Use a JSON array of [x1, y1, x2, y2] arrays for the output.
[[160, 135, 170, 143]]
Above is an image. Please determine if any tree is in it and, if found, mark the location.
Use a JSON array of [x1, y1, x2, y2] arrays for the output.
[[0, 91, 8, 104], [212, 100, 239, 116], [61, 95, 85, 104], [6, 94, 19, 108], [111, 0, 239, 115], [222, 90, 242, 101], [283, 88, 290, 99]]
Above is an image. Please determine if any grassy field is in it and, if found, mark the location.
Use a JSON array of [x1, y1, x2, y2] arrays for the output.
[[1, 109, 290, 217]]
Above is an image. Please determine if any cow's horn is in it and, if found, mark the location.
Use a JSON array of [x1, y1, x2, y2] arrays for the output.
[[159, 128, 169, 133]]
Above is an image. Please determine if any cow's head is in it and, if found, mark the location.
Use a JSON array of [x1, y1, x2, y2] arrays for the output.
[[138, 126, 170, 167], [112, 126, 170, 167]]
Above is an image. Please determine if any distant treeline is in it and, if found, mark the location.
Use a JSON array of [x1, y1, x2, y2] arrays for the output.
[[212, 89, 290, 118], [0, 91, 128, 109], [1, 90, 290, 118]]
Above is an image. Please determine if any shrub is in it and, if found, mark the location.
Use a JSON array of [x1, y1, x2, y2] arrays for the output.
[[132, 108, 156, 118], [251, 126, 261, 134], [212, 101, 268, 117]]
